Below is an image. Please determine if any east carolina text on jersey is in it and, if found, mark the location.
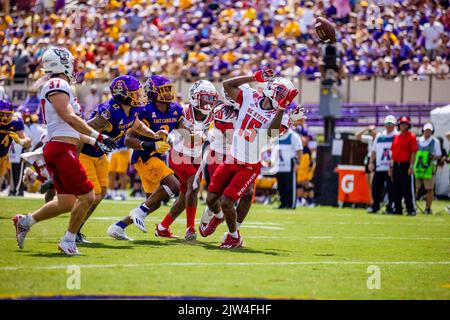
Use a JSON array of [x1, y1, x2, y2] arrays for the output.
[[81, 99, 139, 157], [131, 101, 183, 164]]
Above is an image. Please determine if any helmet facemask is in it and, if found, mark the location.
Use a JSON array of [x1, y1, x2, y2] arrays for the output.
[[155, 83, 176, 103], [193, 91, 218, 115], [0, 110, 13, 125]]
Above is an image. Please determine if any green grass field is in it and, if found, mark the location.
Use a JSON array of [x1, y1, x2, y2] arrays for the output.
[[0, 196, 449, 300]]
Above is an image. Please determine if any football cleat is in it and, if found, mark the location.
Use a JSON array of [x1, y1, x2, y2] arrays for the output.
[[220, 231, 243, 249], [107, 224, 133, 241], [200, 207, 214, 225], [130, 207, 148, 233], [75, 232, 92, 244], [154, 224, 178, 238], [184, 227, 197, 242], [12, 214, 30, 249], [58, 238, 81, 256], [199, 215, 224, 238]]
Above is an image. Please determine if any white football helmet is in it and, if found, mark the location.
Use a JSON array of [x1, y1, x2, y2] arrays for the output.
[[263, 77, 295, 105], [221, 84, 250, 108], [189, 80, 218, 115], [41, 47, 77, 83]]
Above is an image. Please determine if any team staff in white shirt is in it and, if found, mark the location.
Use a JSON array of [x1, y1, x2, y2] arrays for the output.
[[367, 115, 397, 214]]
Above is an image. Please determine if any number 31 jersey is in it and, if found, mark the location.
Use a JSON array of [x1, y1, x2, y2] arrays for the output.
[[40, 78, 81, 140], [230, 87, 278, 164]]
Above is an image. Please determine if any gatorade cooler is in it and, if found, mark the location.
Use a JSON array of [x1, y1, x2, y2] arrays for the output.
[[336, 165, 371, 204]]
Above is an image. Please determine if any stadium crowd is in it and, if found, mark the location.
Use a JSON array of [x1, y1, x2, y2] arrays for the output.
[[0, 0, 449, 216], [0, 0, 449, 84]]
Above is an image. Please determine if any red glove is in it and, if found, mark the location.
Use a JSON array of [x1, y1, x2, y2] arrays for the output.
[[253, 67, 274, 82], [273, 89, 299, 110]]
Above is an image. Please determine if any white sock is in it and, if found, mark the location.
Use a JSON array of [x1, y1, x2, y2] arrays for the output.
[[229, 231, 238, 238], [158, 223, 166, 231], [27, 214, 37, 227], [64, 231, 76, 242], [120, 190, 126, 197], [214, 211, 224, 219], [237, 222, 242, 230]]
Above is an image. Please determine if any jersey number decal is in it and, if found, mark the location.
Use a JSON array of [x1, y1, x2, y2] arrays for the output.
[[1, 134, 9, 147], [48, 80, 60, 89], [239, 114, 263, 142]]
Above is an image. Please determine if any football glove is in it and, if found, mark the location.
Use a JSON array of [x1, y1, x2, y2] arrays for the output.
[[95, 140, 115, 153], [253, 67, 274, 83], [96, 133, 118, 150], [8, 132, 22, 145], [155, 141, 170, 154], [141, 141, 171, 154]]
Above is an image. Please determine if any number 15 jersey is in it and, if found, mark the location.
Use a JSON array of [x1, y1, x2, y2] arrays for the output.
[[230, 87, 278, 164]]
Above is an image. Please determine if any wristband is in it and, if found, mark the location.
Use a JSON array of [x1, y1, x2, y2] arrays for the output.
[[90, 130, 100, 139], [141, 141, 156, 152], [86, 137, 96, 146]]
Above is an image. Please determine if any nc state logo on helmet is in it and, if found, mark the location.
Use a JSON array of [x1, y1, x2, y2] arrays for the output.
[[189, 80, 218, 115], [41, 47, 77, 83]]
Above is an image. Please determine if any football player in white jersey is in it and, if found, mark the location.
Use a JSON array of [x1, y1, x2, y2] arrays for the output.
[[199, 85, 254, 237], [130, 80, 218, 241], [204, 68, 298, 248], [12, 47, 117, 255]]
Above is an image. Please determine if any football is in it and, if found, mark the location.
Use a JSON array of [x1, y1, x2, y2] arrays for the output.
[[314, 17, 336, 44]]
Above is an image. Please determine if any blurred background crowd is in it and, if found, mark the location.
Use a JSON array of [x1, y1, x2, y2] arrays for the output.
[[0, 0, 449, 85], [0, 0, 449, 214]]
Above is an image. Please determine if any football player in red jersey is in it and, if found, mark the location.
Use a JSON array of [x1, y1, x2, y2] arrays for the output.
[[203, 68, 298, 248]]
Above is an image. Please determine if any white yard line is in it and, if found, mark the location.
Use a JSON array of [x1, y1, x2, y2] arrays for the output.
[[1, 235, 449, 241], [0, 261, 449, 271]]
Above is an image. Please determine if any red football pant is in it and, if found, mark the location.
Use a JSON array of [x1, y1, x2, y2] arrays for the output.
[[169, 150, 199, 194], [43, 141, 94, 196], [208, 161, 261, 202]]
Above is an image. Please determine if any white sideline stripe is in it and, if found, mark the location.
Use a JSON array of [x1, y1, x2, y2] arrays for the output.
[[77, 217, 449, 227], [1, 261, 449, 271], [247, 236, 450, 240], [1, 235, 448, 241]]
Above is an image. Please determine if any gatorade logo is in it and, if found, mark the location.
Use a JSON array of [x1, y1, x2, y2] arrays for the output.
[[341, 174, 354, 193]]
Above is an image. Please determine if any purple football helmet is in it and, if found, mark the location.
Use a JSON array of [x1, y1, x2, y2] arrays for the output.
[[144, 75, 176, 103], [110, 75, 146, 107], [0, 100, 13, 126]]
